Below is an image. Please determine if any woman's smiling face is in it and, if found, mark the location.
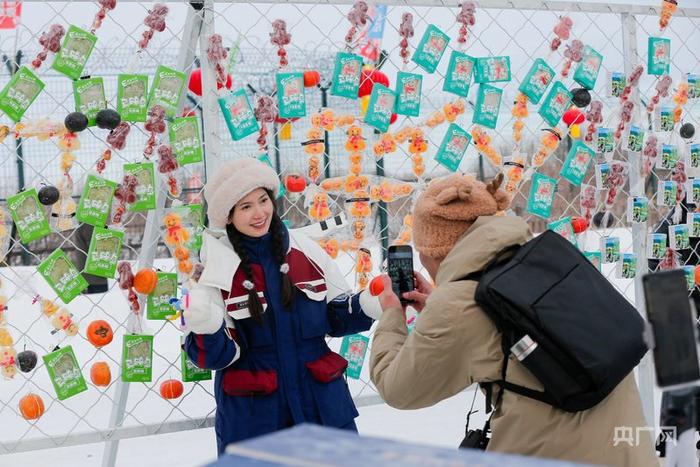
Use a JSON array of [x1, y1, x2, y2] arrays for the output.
[[229, 188, 274, 237]]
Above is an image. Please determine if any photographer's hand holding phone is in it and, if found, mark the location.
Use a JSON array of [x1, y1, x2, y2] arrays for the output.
[[375, 274, 403, 311], [401, 271, 434, 312]]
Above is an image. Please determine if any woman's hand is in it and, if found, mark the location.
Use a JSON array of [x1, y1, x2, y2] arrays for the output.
[[376, 274, 402, 311], [401, 271, 434, 313]]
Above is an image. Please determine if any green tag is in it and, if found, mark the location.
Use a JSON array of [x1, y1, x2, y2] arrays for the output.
[[43, 346, 87, 400], [547, 217, 578, 248], [689, 74, 700, 99], [435, 123, 472, 172], [169, 116, 202, 165], [684, 266, 695, 290], [649, 233, 667, 259], [620, 254, 637, 279], [538, 81, 572, 127], [258, 153, 285, 199], [330, 52, 363, 99], [474, 56, 511, 83], [0, 66, 45, 122], [148, 65, 186, 118], [339, 334, 369, 380], [181, 349, 211, 382], [147, 272, 178, 320], [658, 180, 678, 206], [670, 224, 690, 250], [689, 212, 700, 237], [123, 163, 156, 212], [518, 59, 555, 105], [73, 77, 106, 127], [77, 175, 117, 227], [583, 251, 602, 271], [690, 144, 700, 169], [648, 37, 671, 75], [170, 204, 204, 252], [219, 89, 259, 141], [472, 84, 502, 129], [611, 72, 626, 97], [560, 140, 594, 187], [276, 72, 306, 118], [51, 25, 97, 80], [117, 74, 149, 123], [7, 189, 51, 243], [395, 72, 422, 117], [363, 84, 396, 133], [627, 196, 649, 223], [411, 24, 450, 73], [660, 107, 674, 132], [595, 163, 611, 190], [526, 172, 557, 219], [628, 126, 644, 152], [84, 227, 123, 278], [443, 51, 475, 97], [659, 144, 679, 170], [38, 248, 88, 303], [602, 236, 620, 263], [121, 334, 154, 382], [573, 46, 603, 90], [596, 128, 614, 153]]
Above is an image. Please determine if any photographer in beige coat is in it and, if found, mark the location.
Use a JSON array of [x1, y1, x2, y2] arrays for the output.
[[370, 173, 658, 466]]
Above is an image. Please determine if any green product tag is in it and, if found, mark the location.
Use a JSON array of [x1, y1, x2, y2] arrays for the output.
[[124, 162, 157, 212], [443, 51, 475, 97], [596, 128, 614, 153], [658, 180, 678, 206], [660, 107, 674, 132], [84, 227, 123, 278], [560, 140, 594, 186], [121, 334, 154, 382], [170, 204, 204, 252], [73, 77, 106, 127], [628, 126, 644, 153], [257, 153, 285, 199], [276, 72, 306, 118], [77, 175, 117, 227], [147, 65, 186, 118], [547, 217, 578, 248], [339, 334, 369, 380], [38, 248, 88, 303], [628, 196, 649, 223], [169, 116, 203, 165], [538, 81, 572, 127], [219, 89, 259, 141], [51, 25, 97, 80], [330, 52, 363, 99], [472, 84, 502, 129], [689, 74, 700, 99], [518, 59, 555, 105], [660, 144, 679, 170], [573, 46, 603, 90], [620, 254, 637, 279], [583, 251, 602, 271], [435, 123, 472, 172], [671, 224, 691, 251], [363, 84, 396, 133], [648, 37, 671, 75], [649, 233, 667, 259], [474, 56, 511, 83], [690, 144, 700, 169], [602, 236, 620, 263], [684, 266, 695, 290], [526, 172, 557, 219], [395, 72, 422, 117], [689, 212, 700, 237], [147, 272, 178, 320], [411, 24, 450, 73], [0, 66, 45, 122], [181, 349, 212, 382], [7, 189, 51, 243], [611, 72, 626, 97], [43, 346, 87, 400], [117, 74, 149, 122]]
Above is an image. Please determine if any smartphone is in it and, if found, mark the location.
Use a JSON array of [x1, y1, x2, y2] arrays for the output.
[[387, 245, 415, 304], [642, 270, 700, 389]]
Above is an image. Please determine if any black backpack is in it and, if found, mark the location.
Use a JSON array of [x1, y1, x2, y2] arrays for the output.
[[459, 230, 648, 449]]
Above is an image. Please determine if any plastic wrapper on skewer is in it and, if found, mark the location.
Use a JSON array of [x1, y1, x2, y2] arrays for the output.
[[550, 16, 573, 53], [97, 121, 130, 174], [207, 34, 229, 89], [50, 177, 78, 232], [91, 0, 117, 34], [345, 1, 369, 50], [642, 135, 659, 178], [456, 2, 476, 47], [0, 326, 18, 379], [672, 82, 689, 125], [117, 261, 140, 314], [270, 19, 292, 69], [161, 210, 198, 278], [111, 174, 139, 225], [471, 126, 503, 168], [600, 161, 628, 228], [561, 39, 583, 77], [619, 65, 643, 102], [143, 105, 166, 159], [355, 248, 372, 290], [255, 95, 278, 152], [504, 155, 525, 195], [138, 3, 168, 51], [584, 100, 603, 143], [659, 0, 678, 32], [408, 128, 428, 177], [157, 144, 180, 198], [646, 75, 672, 114], [511, 93, 529, 153], [398, 13, 414, 65], [32, 24, 64, 70]]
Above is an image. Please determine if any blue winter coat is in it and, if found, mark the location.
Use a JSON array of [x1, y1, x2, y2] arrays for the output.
[[184, 226, 378, 455]]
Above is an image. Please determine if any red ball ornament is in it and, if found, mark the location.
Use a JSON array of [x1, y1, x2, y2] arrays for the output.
[[285, 174, 307, 193], [390, 113, 397, 125], [562, 108, 585, 126], [571, 216, 589, 234], [303, 70, 321, 88], [188, 68, 233, 96], [358, 67, 390, 98]]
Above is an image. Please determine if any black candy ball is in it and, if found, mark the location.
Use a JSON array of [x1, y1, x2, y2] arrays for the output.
[[38, 185, 60, 205], [571, 88, 592, 108], [64, 112, 88, 133], [96, 109, 121, 130], [17, 350, 37, 373], [680, 122, 695, 139], [592, 211, 614, 229]]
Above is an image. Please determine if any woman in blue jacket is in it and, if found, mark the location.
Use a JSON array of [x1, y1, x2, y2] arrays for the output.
[[183, 158, 385, 455]]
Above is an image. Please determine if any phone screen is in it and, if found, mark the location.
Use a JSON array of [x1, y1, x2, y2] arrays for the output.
[[643, 270, 700, 388], [388, 246, 414, 303]]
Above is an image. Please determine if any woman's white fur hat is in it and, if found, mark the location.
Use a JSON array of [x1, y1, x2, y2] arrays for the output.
[[203, 158, 280, 229]]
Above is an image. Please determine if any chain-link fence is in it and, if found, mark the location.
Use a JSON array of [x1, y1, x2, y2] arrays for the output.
[[1, 0, 699, 465]]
